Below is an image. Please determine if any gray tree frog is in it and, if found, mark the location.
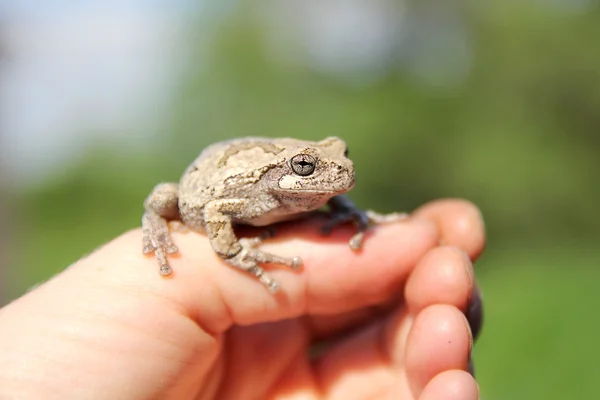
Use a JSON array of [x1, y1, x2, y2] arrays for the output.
[[142, 137, 403, 292]]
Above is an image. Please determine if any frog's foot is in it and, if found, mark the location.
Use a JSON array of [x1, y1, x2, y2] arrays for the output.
[[323, 206, 409, 250], [321, 206, 369, 250], [365, 210, 409, 224], [360, 210, 409, 243], [227, 236, 303, 293], [142, 212, 179, 276]]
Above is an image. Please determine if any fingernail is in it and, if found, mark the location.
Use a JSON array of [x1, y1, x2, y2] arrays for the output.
[[463, 313, 473, 357], [463, 251, 474, 287]]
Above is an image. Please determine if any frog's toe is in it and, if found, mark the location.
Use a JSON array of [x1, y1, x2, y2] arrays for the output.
[[159, 264, 173, 276], [267, 280, 280, 293], [291, 257, 303, 270], [349, 232, 365, 250]]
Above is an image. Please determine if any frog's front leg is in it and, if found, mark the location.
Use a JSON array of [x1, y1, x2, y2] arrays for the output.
[[324, 195, 408, 250], [203, 199, 302, 293], [142, 183, 180, 276]]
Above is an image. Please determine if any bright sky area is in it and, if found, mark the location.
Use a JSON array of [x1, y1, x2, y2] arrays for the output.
[[0, 0, 201, 186]]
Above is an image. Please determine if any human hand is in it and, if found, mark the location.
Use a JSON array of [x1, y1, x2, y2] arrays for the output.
[[0, 199, 485, 400]]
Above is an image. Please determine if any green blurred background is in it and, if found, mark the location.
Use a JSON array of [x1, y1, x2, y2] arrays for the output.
[[1, 1, 599, 398]]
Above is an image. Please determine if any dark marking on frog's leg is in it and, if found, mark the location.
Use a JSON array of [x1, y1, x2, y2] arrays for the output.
[[217, 141, 284, 167], [203, 199, 302, 293], [142, 182, 180, 276]]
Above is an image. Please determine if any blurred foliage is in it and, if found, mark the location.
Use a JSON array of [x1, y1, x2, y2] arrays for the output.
[[4, 1, 600, 399]]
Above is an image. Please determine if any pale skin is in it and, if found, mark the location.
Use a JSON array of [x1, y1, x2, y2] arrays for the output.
[[0, 199, 484, 400]]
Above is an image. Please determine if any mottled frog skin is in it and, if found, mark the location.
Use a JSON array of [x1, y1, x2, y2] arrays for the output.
[[142, 137, 400, 292]]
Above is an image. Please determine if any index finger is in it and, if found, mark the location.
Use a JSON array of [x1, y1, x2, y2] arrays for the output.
[[125, 216, 439, 331]]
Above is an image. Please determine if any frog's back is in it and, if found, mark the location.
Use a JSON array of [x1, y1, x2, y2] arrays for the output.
[[178, 137, 292, 206], [185, 137, 282, 180]]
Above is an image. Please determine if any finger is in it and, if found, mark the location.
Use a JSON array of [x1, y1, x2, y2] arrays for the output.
[[311, 304, 471, 399], [419, 370, 479, 400], [402, 246, 480, 388], [403, 243, 483, 343], [256, 216, 438, 318], [304, 245, 475, 340], [405, 246, 474, 315], [401, 305, 472, 398], [412, 199, 485, 260], [93, 216, 438, 333]]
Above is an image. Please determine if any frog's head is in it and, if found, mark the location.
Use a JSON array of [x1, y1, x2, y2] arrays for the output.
[[265, 137, 355, 207]]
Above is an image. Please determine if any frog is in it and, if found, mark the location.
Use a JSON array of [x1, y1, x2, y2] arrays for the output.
[[142, 137, 405, 293]]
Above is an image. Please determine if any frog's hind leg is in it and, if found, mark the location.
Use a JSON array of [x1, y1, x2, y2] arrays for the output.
[[142, 182, 180, 276]]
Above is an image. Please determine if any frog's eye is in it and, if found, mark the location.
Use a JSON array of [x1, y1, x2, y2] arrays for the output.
[[344, 147, 349, 157], [291, 154, 316, 176]]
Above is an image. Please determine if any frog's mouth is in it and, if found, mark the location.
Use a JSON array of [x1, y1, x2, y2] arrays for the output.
[[277, 175, 355, 194]]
